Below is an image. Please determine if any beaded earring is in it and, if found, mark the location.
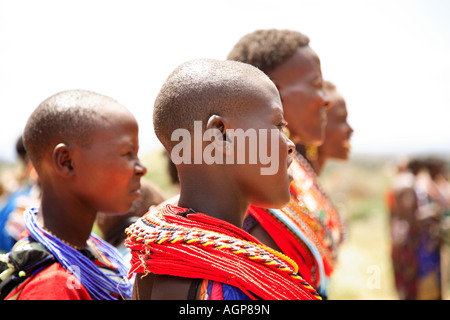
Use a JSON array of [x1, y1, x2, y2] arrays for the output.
[[305, 145, 318, 162]]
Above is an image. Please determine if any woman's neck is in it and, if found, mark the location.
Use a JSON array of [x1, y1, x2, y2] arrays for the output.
[[38, 190, 96, 249], [177, 170, 248, 228]]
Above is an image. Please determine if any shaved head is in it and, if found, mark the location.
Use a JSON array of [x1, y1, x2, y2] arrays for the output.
[[153, 58, 275, 150], [23, 89, 122, 172]]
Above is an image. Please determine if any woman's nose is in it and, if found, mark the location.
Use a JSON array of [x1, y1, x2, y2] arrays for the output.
[[323, 96, 332, 111], [321, 89, 333, 111], [286, 137, 295, 156], [135, 159, 147, 176]]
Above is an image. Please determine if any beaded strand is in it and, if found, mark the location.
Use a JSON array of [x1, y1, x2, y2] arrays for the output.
[[24, 207, 132, 300], [41, 226, 83, 251], [125, 204, 321, 300]]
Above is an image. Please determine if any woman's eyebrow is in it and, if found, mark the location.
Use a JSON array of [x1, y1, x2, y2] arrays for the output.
[[120, 142, 136, 150], [271, 108, 284, 122]]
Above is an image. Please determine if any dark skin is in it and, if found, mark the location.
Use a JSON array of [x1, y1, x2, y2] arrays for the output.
[[246, 46, 331, 251], [96, 179, 166, 247], [317, 88, 353, 173], [133, 76, 295, 300], [269, 46, 332, 147], [35, 103, 147, 249]]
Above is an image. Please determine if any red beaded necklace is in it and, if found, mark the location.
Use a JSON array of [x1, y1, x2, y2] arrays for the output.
[[125, 204, 321, 300]]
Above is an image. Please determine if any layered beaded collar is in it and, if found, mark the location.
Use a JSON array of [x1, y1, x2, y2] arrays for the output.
[[24, 207, 132, 300], [126, 204, 321, 300]]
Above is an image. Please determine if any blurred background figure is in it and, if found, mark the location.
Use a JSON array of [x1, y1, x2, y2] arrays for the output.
[[425, 158, 450, 298], [164, 150, 180, 187], [96, 178, 165, 264], [315, 81, 353, 174], [0, 136, 40, 252], [387, 157, 448, 299]]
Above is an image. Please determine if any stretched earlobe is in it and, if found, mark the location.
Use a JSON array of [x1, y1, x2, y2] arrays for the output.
[[52, 143, 74, 177]]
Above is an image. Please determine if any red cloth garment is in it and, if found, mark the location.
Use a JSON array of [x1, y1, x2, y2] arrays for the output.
[[5, 263, 91, 300], [247, 204, 318, 286], [244, 152, 345, 293], [125, 204, 321, 300], [4, 232, 122, 300]]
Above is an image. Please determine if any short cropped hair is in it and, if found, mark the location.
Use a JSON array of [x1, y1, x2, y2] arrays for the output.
[[227, 29, 310, 74], [23, 89, 118, 171], [153, 58, 272, 150]]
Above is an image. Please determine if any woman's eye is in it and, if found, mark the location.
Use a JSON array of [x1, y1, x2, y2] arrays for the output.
[[277, 120, 288, 128], [313, 79, 323, 89]]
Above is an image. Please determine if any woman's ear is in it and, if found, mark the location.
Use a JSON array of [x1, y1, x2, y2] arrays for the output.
[[52, 143, 75, 177], [205, 115, 234, 158]]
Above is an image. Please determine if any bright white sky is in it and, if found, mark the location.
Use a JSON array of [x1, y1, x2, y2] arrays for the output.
[[0, 0, 449, 162]]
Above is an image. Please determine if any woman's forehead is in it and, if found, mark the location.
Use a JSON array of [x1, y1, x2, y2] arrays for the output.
[[270, 46, 322, 84]]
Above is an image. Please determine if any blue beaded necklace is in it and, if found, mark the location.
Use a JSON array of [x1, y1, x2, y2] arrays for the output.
[[24, 207, 132, 300]]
